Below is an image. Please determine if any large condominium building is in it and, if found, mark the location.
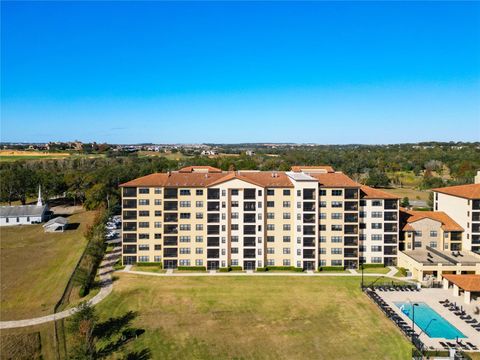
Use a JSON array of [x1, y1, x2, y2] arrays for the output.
[[433, 183, 480, 253], [120, 165, 400, 270]]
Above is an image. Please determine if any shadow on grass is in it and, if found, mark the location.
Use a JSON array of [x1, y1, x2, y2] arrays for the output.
[[124, 348, 152, 360]]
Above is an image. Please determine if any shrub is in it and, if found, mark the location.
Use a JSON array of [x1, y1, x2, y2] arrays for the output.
[[136, 262, 162, 267], [294, 267, 304, 272], [361, 263, 385, 269], [230, 266, 243, 271], [177, 266, 206, 271], [318, 266, 345, 272], [218, 267, 231, 272], [256, 267, 267, 272], [266, 266, 294, 271]]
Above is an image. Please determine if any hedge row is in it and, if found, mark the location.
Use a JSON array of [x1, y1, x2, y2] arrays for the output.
[[361, 263, 386, 269], [136, 262, 163, 267], [177, 266, 206, 271], [318, 266, 345, 272]]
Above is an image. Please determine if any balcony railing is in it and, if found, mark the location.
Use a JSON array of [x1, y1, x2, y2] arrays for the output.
[[208, 189, 220, 200], [244, 202, 256, 212], [164, 214, 178, 223], [345, 189, 358, 199], [344, 202, 358, 211], [164, 202, 178, 211], [207, 237, 220, 247], [243, 237, 256, 247], [384, 212, 398, 221], [164, 188, 178, 199], [384, 200, 398, 210], [123, 245, 137, 254], [164, 236, 178, 246], [123, 222, 137, 231], [243, 249, 256, 258]]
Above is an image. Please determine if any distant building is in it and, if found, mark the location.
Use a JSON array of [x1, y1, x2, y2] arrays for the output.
[[245, 150, 255, 156], [43, 216, 68, 232], [0, 186, 49, 226]]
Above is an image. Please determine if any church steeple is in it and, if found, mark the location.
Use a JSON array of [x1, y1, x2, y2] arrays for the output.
[[37, 185, 43, 206]]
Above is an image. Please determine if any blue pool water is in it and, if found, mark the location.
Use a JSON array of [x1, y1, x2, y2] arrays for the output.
[[394, 302, 465, 339]]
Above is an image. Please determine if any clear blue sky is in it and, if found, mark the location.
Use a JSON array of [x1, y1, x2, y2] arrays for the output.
[[1, 1, 479, 144]]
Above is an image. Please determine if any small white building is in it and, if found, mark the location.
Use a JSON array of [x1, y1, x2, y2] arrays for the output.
[[43, 216, 68, 232], [0, 186, 48, 226]]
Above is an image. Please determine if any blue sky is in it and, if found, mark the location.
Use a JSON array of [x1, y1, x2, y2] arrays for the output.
[[1, 1, 479, 144]]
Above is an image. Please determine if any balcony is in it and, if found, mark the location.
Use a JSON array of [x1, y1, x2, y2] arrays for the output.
[[208, 189, 220, 200], [244, 249, 256, 258], [344, 214, 358, 223], [123, 199, 137, 209], [207, 225, 220, 235], [303, 189, 315, 200], [243, 213, 256, 223], [451, 232, 462, 241], [207, 202, 220, 211], [243, 237, 256, 247], [303, 226, 315, 235], [384, 200, 398, 210], [207, 249, 220, 258], [123, 187, 137, 197], [244, 189, 256, 200], [473, 224, 480, 233], [344, 225, 358, 235], [164, 213, 178, 223], [207, 237, 220, 247], [384, 224, 398, 233], [123, 211, 137, 220], [473, 212, 480, 222], [344, 250, 358, 258], [244, 202, 256, 212], [344, 201, 358, 211], [164, 188, 178, 199], [384, 246, 397, 256], [164, 248, 178, 258], [164, 225, 178, 234], [207, 214, 220, 223], [123, 233, 137, 243], [303, 202, 315, 212], [303, 237, 315, 247], [384, 235, 398, 244], [303, 214, 315, 223], [164, 236, 178, 246], [384, 212, 397, 221], [345, 189, 358, 199], [244, 225, 256, 235], [344, 236, 358, 246], [123, 222, 137, 232], [123, 245, 137, 254], [164, 201, 178, 211], [472, 235, 480, 244], [303, 249, 315, 259]]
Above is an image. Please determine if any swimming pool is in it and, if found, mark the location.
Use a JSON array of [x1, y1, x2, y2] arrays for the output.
[[394, 302, 465, 339]]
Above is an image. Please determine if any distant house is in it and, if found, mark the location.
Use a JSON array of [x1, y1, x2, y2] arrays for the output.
[[0, 186, 48, 226], [245, 150, 255, 156], [43, 216, 68, 232]]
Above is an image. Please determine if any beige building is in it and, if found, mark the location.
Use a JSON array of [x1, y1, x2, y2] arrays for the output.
[[120, 165, 400, 270]]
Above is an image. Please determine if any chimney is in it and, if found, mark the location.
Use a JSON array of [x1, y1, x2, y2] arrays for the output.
[[475, 170, 480, 184]]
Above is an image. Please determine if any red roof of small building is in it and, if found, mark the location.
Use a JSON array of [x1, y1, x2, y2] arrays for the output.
[[442, 274, 480, 292], [432, 183, 480, 200]]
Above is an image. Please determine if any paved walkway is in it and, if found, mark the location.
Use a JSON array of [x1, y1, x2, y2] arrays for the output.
[[0, 246, 121, 330]]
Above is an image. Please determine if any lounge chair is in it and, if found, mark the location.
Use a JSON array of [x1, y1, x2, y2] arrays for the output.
[[439, 299, 449, 304], [439, 341, 450, 349], [460, 315, 471, 320], [466, 319, 477, 324], [446, 342, 457, 348], [466, 342, 478, 350]]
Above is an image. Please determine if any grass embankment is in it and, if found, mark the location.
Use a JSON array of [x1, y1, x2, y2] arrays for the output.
[[0, 210, 96, 320], [95, 274, 412, 359]]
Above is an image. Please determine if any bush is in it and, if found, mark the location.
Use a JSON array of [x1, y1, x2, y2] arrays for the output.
[[256, 267, 267, 272], [266, 266, 294, 271], [136, 262, 162, 268], [230, 266, 243, 271], [218, 267, 231, 272], [361, 264, 385, 269], [294, 267, 304, 272], [318, 266, 345, 272], [177, 266, 206, 271]]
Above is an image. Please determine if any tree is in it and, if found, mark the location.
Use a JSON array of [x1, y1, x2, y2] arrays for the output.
[[365, 170, 390, 188], [401, 197, 410, 208], [427, 192, 434, 210], [68, 302, 98, 359]]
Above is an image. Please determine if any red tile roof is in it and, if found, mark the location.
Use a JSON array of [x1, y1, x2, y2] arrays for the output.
[[432, 183, 480, 200], [400, 209, 463, 232], [360, 185, 400, 199], [442, 274, 480, 292], [178, 166, 222, 173]]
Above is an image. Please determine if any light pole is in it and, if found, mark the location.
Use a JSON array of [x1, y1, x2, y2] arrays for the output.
[[411, 302, 419, 344]]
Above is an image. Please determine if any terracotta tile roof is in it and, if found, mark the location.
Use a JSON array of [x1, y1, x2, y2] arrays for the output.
[[360, 185, 400, 199], [120, 172, 230, 187], [237, 172, 294, 188], [291, 165, 335, 173], [400, 208, 463, 232], [309, 172, 360, 188], [178, 166, 222, 173], [432, 183, 480, 200], [442, 274, 480, 292], [120, 173, 169, 187]]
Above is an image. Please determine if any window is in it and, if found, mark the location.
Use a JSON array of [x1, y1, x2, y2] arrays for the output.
[[155, 233, 162, 239], [180, 189, 191, 196], [429, 241, 437, 248], [154, 210, 162, 216], [154, 188, 162, 194], [283, 259, 291, 266], [371, 234, 382, 241], [283, 248, 291, 254], [195, 224, 203, 231], [283, 189, 291, 196], [138, 199, 150, 206], [297, 190, 301, 196], [231, 247, 238, 254], [283, 224, 291, 231], [332, 190, 342, 196], [154, 199, 162, 206], [331, 225, 342, 231], [267, 259, 275, 266], [231, 224, 239, 231], [154, 256, 162, 262], [139, 211, 150, 217], [331, 213, 342, 220], [232, 201, 239, 207], [139, 256, 149, 262], [267, 201, 275, 208], [258, 190, 262, 196], [196, 189, 203, 196], [359, 211, 366, 218], [179, 259, 190, 266], [267, 236, 274, 242], [371, 257, 382, 264], [371, 246, 382, 252], [231, 189, 239, 196], [415, 231, 422, 237], [319, 189, 326, 196], [332, 260, 342, 266], [372, 212, 382, 218], [139, 188, 150, 194], [319, 236, 326, 243], [283, 201, 291, 208], [179, 236, 191, 242], [139, 222, 149, 228], [154, 244, 162, 250], [319, 213, 326, 219], [371, 223, 382, 229], [430, 231, 438, 237], [196, 201, 203, 207], [222, 190, 226, 197], [231, 259, 238, 266], [196, 212, 203, 219], [267, 189, 275, 196], [180, 201, 191, 208], [283, 212, 291, 219], [179, 224, 191, 231], [267, 247, 275, 254], [372, 200, 382, 206], [267, 212, 275, 219], [179, 248, 191, 254], [332, 201, 342, 208], [180, 213, 191, 219], [283, 236, 291, 242], [195, 236, 203, 242], [196, 259, 203, 266], [331, 248, 342, 255], [139, 234, 150, 239], [320, 201, 327, 208], [267, 224, 275, 231], [331, 236, 342, 243], [319, 248, 326, 254], [139, 244, 149, 251]]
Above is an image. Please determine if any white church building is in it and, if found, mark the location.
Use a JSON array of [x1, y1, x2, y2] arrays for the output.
[[0, 186, 49, 226]]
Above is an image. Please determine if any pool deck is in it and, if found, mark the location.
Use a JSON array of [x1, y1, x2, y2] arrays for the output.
[[377, 288, 480, 351]]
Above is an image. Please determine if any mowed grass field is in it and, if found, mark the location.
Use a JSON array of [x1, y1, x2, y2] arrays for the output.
[[0, 210, 96, 320], [95, 274, 412, 359], [381, 187, 430, 202]]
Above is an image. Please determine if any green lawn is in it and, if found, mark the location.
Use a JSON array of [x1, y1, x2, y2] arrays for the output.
[[360, 267, 391, 274], [94, 274, 412, 359], [0, 210, 96, 320], [380, 187, 430, 202]]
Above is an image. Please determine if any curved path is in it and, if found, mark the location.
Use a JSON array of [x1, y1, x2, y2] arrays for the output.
[[0, 246, 121, 330]]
